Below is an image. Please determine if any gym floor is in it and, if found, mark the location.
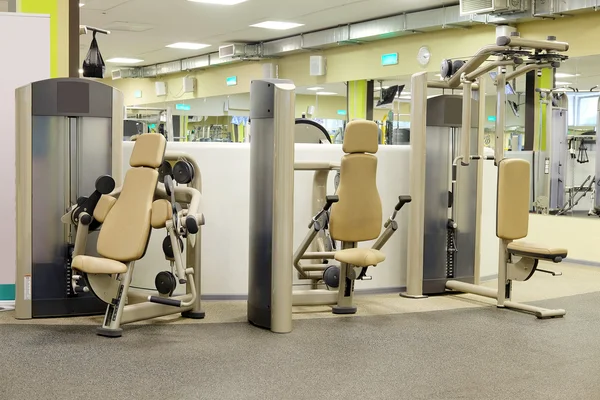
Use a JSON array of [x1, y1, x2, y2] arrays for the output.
[[1, 262, 599, 400]]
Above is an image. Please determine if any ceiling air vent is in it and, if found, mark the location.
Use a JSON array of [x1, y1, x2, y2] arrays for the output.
[[219, 44, 246, 59], [460, 0, 527, 15], [111, 68, 138, 80]]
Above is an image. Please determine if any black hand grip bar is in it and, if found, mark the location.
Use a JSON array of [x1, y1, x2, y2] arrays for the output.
[[149, 296, 182, 307], [395, 195, 412, 211], [324, 195, 339, 211]]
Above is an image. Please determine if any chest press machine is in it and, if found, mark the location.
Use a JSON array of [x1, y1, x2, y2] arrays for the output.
[[247, 79, 411, 333], [402, 32, 569, 318], [64, 134, 206, 337]]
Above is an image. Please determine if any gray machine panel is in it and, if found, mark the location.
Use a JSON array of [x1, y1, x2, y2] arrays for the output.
[[423, 95, 479, 294], [31, 78, 113, 118], [426, 95, 479, 128]]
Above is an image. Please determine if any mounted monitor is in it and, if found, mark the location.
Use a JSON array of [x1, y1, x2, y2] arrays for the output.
[[376, 85, 405, 106]]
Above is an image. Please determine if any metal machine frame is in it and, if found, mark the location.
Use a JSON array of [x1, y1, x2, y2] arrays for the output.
[[15, 78, 123, 319], [403, 31, 569, 318]]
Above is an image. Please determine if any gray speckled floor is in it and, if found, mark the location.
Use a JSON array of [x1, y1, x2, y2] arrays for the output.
[[1, 293, 600, 400]]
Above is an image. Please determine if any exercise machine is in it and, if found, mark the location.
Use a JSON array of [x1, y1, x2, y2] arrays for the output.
[[403, 30, 569, 318], [63, 134, 205, 337], [292, 123, 411, 315], [247, 79, 411, 333], [15, 78, 123, 319]]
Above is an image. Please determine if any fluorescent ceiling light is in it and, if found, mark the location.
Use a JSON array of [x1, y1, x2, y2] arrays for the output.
[[167, 42, 211, 50], [555, 72, 580, 78], [78, 68, 83, 74], [251, 21, 304, 30], [307, 87, 324, 91], [106, 58, 144, 64], [555, 81, 572, 86], [79, 2, 84, 6], [188, 0, 248, 4], [316, 92, 337, 96], [399, 96, 411, 100]]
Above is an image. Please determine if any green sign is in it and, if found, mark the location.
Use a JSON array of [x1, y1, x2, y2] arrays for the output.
[[176, 104, 191, 111], [487, 115, 497, 122], [134, 90, 142, 99], [337, 110, 347, 116], [226, 76, 238, 86], [381, 53, 399, 66]]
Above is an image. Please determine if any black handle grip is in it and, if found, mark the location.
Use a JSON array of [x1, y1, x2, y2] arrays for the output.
[[395, 195, 412, 210], [149, 296, 182, 307], [186, 216, 199, 234], [324, 195, 339, 211]]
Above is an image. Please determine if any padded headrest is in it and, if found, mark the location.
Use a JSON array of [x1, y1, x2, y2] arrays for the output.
[[343, 120, 379, 154], [130, 134, 166, 168]]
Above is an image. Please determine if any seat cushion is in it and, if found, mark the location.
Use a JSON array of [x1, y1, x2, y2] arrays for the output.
[[334, 248, 386, 267], [507, 241, 568, 261], [72, 255, 128, 274]]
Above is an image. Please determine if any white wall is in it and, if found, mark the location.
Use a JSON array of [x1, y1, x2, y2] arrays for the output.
[[123, 142, 500, 297], [0, 13, 50, 295]]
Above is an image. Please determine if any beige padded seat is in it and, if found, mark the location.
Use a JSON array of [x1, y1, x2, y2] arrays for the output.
[[72, 134, 166, 275], [72, 256, 127, 274], [497, 158, 568, 263], [334, 248, 386, 267], [330, 120, 384, 267], [507, 242, 568, 261]]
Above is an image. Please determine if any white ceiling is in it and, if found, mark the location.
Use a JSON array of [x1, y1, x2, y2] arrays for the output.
[[79, 0, 456, 66]]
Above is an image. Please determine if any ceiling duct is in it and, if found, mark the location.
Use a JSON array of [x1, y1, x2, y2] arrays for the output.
[[263, 36, 304, 57], [181, 54, 210, 70], [111, 68, 139, 80], [113, 2, 598, 80], [532, 0, 598, 16], [460, 0, 528, 15]]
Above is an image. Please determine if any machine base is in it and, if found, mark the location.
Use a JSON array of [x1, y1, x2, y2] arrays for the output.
[[182, 310, 206, 319], [96, 326, 123, 338], [332, 305, 357, 315], [399, 292, 428, 299]]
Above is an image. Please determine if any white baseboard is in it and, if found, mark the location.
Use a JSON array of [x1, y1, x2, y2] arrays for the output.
[[0, 300, 15, 310]]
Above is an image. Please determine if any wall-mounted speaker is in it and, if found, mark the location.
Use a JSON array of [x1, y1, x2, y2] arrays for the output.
[[310, 56, 326, 76], [155, 81, 167, 97]]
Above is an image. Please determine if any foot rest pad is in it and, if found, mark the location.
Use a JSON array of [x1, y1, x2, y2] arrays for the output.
[[508, 241, 568, 263]]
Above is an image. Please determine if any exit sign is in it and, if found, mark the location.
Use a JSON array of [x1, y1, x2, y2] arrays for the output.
[[226, 76, 237, 86], [381, 53, 399, 66]]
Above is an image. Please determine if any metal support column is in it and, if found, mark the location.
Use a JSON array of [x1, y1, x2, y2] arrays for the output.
[[401, 72, 428, 299], [247, 79, 296, 333]]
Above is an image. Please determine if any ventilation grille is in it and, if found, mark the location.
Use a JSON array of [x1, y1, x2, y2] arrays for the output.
[[459, 0, 527, 15]]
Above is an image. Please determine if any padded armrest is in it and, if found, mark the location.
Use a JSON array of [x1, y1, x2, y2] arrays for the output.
[[508, 241, 568, 263], [151, 199, 173, 229], [93, 195, 117, 223]]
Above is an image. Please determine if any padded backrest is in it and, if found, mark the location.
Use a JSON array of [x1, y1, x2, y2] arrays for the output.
[[497, 158, 530, 240], [96, 134, 166, 262], [329, 120, 382, 242], [130, 134, 166, 168]]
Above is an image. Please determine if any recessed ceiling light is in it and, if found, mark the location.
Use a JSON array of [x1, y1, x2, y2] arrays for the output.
[[188, 0, 248, 4], [79, 2, 84, 6], [316, 92, 337, 96], [307, 87, 324, 91], [166, 42, 211, 50], [555, 81, 572, 86], [555, 73, 580, 78], [251, 21, 304, 30], [106, 58, 144, 64], [78, 68, 83, 74]]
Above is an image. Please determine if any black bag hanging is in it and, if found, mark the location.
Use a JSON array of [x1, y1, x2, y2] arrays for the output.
[[82, 32, 105, 78]]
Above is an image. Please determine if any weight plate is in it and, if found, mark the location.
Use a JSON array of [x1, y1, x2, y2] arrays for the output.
[[173, 161, 194, 184], [158, 161, 173, 183]]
